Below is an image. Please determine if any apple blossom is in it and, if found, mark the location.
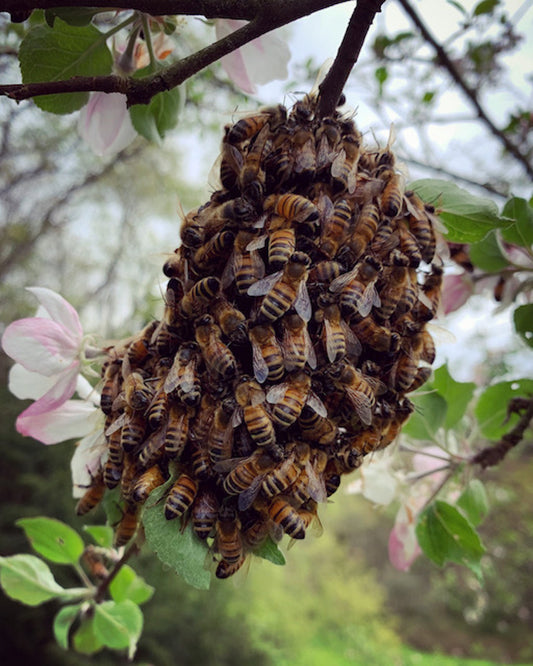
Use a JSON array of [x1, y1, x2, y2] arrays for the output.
[[78, 92, 137, 157], [1, 287, 101, 445], [215, 19, 290, 94], [442, 273, 474, 314]]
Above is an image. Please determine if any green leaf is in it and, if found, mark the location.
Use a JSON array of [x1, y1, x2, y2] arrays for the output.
[[109, 565, 154, 605], [19, 19, 113, 114], [53, 604, 81, 650], [475, 379, 533, 439], [44, 8, 101, 27], [457, 480, 489, 527], [83, 525, 114, 549], [374, 66, 388, 95], [514, 305, 533, 348], [142, 482, 211, 590], [409, 179, 512, 243], [130, 84, 184, 143], [469, 230, 510, 272], [501, 197, 533, 248], [401, 390, 447, 440], [253, 537, 286, 566], [73, 615, 104, 655], [94, 600, 143, 658], [0, 554, 65, 606], [446, 0, 467, 15], [16, 517, 84, 565], [416, 500, 485, 577], [432, 365, 476, 429], [102, 487, 124, 527], [422, 91, 435, 104], [473, 0, 500, 16]]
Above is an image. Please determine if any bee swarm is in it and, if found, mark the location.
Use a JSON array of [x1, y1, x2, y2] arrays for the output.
[[89, 98, 443, 578]]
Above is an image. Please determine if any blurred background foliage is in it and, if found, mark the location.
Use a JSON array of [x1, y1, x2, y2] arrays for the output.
[[1, 2, 532, 664]]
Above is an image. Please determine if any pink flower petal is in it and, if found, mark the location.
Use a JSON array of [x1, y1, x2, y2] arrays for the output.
[[442, 273, 473, 315], [71, 430, 107, 498], [16, 363, 79, 426], [2, 318, 80, 376], [78, 92, 137, 157], [16, 398, 99, 445], [388, 522, 421, 571], [26, 287, 82, 339], [8, 364, 57, 401]]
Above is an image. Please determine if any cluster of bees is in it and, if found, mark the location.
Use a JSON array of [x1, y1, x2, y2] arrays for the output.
[[76, 96, 443, 579]]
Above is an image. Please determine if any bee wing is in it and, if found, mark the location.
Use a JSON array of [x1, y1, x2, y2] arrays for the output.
[[294, 138, 315, 173], [330, 148, 346, 178], [208, 152, 223, 191], [329, 267, 357, 293], [304, 326, 317, 369], [247, 270, 282, 297], [266, 383, 288, 404], [426, 322, 456, 344], [238, 475, 264, 511], [305, 462, 328, 504], [251, 339, 269, 384], [213, 455, 247, 475], [253, 213, 268, 230], [357, 282, 381, 318], [281, 324, 299, 372], [163, 360, 180, 394], [294, 282, 312, 323], [178, 361, 196, 394], [306, 391, 328, 418], [105, 412, 127, 437], [345, 387, 373, 426], [324, 319, 342, 364], [341, 321, 362, 359], [221, 251, 236, 289], [347, 165, 358, 194], [316, 133, 334, 170], [231, 407, 243, 428], [316, 193, 334, 223], [246, 234, 267, 251]]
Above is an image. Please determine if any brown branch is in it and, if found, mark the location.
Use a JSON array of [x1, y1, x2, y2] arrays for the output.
[[94, 540, 140, 603], [397, 0, 533, 181], [317, 0, 386, 118], [0, 0, 350, 106], [471, 397, 533, 469]]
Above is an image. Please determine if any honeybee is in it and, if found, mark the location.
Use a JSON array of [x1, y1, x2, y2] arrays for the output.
[[266, 369, 327, 429], [249, 324, 284, 384], [260, 442, 309, 500], [331, 133, 361, 193], [234, 377, 276, 449], [164, 403, 192, 459], [212, 297, 247, 343], [239, 122, 270, 203], [292, 127, 316, 182], [308, 260, 344, 286], [280, 313, 317, 371], [120, 410, 146, 453], [342, 201, 380, 262], [404, 190, 437, 264], [75, 470, 106, 516], [199, 196, 259, 235], [218, 128, 243, 191], [165, 473, 198, 520], [190, 441, 212, 480], [164, 342, 201, 406], [124, 372, 152, 412], [380, 170, 405, 218], [81, 545, 109, 580], [378, 398, 415, 448], [267, 227, 296, 270], [267, 193, 319, 225], [315, 296, 360, 363], [407, 366, 433, 393], [114, 504, 139, 547], [192, 487, 219, 540], [103, 430, 124, 489], [319, 197, 353, 259], [290, 449, 328, 505], [190, 394, 217, 443], [195, 314, 237, 379], [327, 361, 381, 426], [375, 250, 410, 321], [333, 442, 364, 473], [226, 104, 287, 144], [180, 276, 220, 318], [147, 383, 169, 431], [268, 496, 306, 540], [224, 229, 266, 295], [100, 361, 121, 415], [351, 314, 399, 353], [414, 264, 444, 321], [163, 247, 189, 279], [208, 398, 237, 465], [218, 450, 276, 497], [264, 131, 295, 188], [132, 465, 165, 504], [193, 230, 235, 272], [316, 117, 341, 172], [216, 554, 248, 579], [242, 514, 270, 550], [215, 504, 243, 564], [396, 219, 422, 268], [330, 255, 382, 319], [298, 405, 338, 446], [248, 251, 312, 323]]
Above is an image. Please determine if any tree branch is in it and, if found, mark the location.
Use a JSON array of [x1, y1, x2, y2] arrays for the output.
[[471, 397, 533, 469], [0, 0, 350, 106], [397, 0, 533, 180]]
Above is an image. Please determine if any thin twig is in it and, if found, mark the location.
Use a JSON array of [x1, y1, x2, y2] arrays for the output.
[[94, 541, 140, 603], [397, 0, 533, 180]]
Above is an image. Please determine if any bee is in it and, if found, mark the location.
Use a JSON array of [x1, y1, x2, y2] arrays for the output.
[[404, 190, 437, 264], [316, 117, 341, 172], [234, 377, 276, 449], [190, 442, 212, 480], [327, 361, 381, 426], [136, 426, 165, 469], [315, 295, 359, 363], [120, 453, 138, 503], [407, 366, 432, 393], [120, 411, 146, 453], [333, 443, 364, 473], [323, 461, 342, 496], [215, 504, 243, 564], [319, 197, 353, 259], [280, 313, 317, 371], [375, 250, 411, 321], [249, 324, 284, 384], [267, 227, 296, 270], [164, 403, 192, 459], [165, 473, 198, 520], [248, 251, 312, 324], [192, 487, 219, 540], [298, 405, 338, 446], [219, 128, 243, 191], [219, 450, 276, 497], [216, 554, 248, 579], [199, 197, 258, 236], [260, 443, 307, 500], [370, 218, 398, 259], [292, 126, 316, 182], [114, 504, 139, 547], [378, 399, 415, 448], [351, 314, 400, 352], [330, 255, 382, 319], [290, 450, 328, 505], [81, 545, 109, 581], [239, 122, 270, 203], [103, 448, 123, 490], [342, 201, 380, 263], [132, 465, 165, 504], [225, 229, 266, 295], [267, 369, 327, 429], [397, 219, 422, 268], [75, 470, 106, 516], [331, 133, 360, 193], [380, 170, 405, 217], [195, 314, 237, 379], [266, 193, 319, 225], [268, 496, 306, 540], [414, 264, 443, 321], [190, 393, 217, 444], [147, 383, 169, 430], [308, 260, 344, 286], [180, 276, 220, 318], [242, 514, 270, 550], [209, 398, 237, 465], [212, 297, 247, 343], [124, 371, 152, 412], [226, 105, 287, 144], [192, 230, 235, 272], [100, 361, 121, 416], [164, 342, 201, 406], [264, 131, 295, 188], [163, 247, 189, 279]]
